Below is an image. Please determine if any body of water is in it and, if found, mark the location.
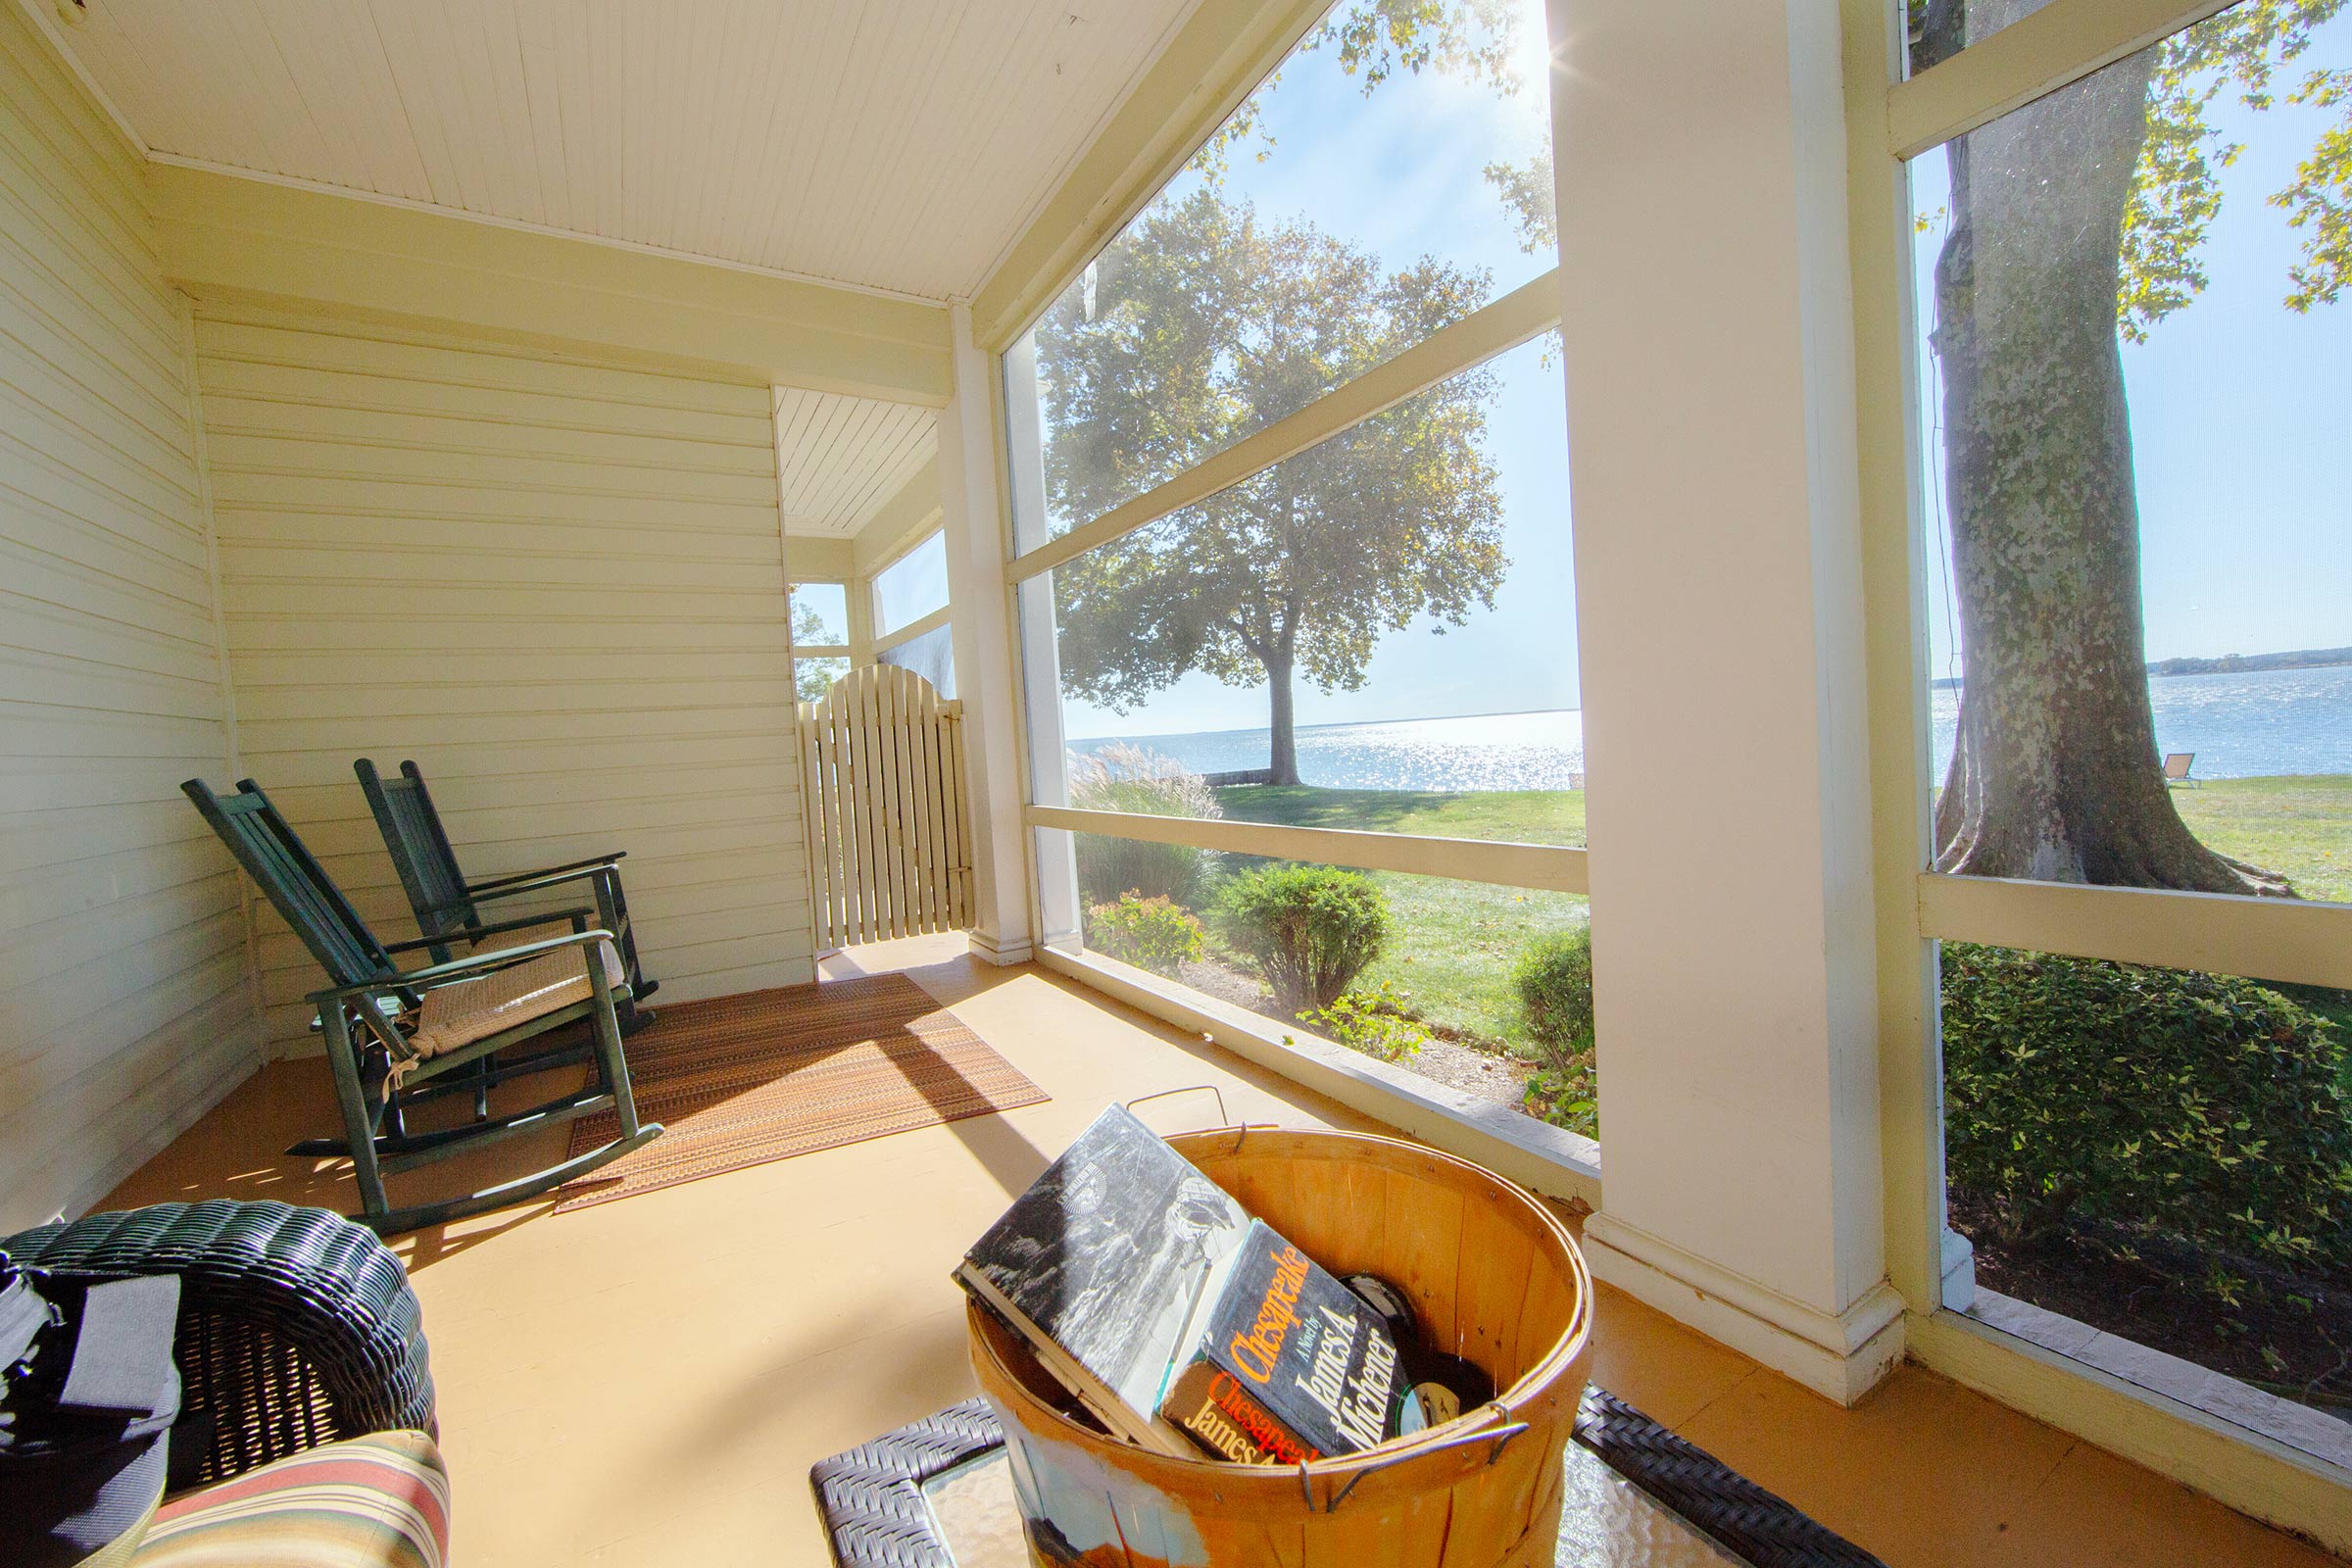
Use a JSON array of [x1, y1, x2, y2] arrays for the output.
[[1074, 664, 2352, 791]]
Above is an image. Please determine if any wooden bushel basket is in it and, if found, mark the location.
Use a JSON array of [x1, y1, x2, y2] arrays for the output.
[[967, 1126, 1595, 1567]]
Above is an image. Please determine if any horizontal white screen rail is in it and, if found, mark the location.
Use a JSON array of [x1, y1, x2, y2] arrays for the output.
[[1917, 872, 2352, 992], [1886, 0, 2232, 159], [1027, 805, 1590, 896], [1008, 270, 1562, 583]]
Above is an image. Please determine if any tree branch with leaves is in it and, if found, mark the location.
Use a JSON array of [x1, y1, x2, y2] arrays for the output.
[[1041, 191, 1508, 784]]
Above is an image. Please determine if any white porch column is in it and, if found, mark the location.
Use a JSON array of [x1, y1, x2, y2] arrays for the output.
[[939, 302, 1034, 964], [1549, 0, 1900, 1401]]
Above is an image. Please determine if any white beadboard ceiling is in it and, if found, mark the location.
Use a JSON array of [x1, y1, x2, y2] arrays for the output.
[[42, 0, 1200, 303], [775, 387, 936, 538]]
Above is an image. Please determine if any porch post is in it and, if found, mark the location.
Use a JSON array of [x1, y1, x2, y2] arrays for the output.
[[939, 301, 1035, 964], [1001, 332, 1083, 951], [1549, 0, 1900, 1401]]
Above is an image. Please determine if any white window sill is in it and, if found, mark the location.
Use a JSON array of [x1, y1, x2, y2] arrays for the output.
[[1032, 943, 1602, 1209], [1965, 1285, 2352, 1475]]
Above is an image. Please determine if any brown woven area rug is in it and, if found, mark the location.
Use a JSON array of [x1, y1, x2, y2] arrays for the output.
[[554, 973, 1047, 1212]]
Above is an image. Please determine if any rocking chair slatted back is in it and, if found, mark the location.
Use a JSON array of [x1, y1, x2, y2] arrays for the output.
[[182, 778, 393, 989], [182, 774, 662, 1236], [355, 760, 475, 938]]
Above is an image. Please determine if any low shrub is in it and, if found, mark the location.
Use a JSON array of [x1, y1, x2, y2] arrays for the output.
[[1297, 981, 1429, 1063], [1216, 864, 1392, 1013], [1522, 1053, 1597, 1141], [1085, 892, 1204, 977], [1068, 743, 1219, 906], [1941, 944, 2352, 1279], [1512, 926, 1595, 1073]]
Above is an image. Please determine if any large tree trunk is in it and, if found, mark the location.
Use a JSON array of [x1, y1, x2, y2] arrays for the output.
[[1264, 648, 1300, 786], [1927, 0, 2284, 894]]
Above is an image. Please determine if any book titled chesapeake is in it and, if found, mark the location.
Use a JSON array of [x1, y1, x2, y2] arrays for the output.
[[1158, 1218, 1401, 1464], [953, 1103, 1253, 1454]]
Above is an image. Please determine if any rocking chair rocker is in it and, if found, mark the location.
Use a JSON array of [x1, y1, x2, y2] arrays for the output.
[[181, 778, 662, 1235]]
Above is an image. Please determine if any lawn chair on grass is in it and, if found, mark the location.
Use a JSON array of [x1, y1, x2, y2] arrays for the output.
[[2164, 752, 2198, 788], [354, 759, 657, 1027], [182, 778, 662, 1235]]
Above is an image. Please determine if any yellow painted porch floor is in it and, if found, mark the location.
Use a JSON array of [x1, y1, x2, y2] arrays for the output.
[[99, 934, 2335, 1567]]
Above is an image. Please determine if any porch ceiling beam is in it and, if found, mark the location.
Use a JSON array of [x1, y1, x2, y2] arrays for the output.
[[1916, 872, 2352, 992], [151, 165, 954, 404], [784, 536, 857, 581], [1028, 805, 1591, 897], [969, 0, 1332, 353], [1886, 0, 2230, 159], [854, 465, 946, 577]]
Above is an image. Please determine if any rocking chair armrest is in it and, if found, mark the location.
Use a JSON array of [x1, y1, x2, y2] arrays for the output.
[[455, 866, 618, 906], [379, 907, 590, 954], [319, 929, 618, 1003], [463, 852, 626, 896]]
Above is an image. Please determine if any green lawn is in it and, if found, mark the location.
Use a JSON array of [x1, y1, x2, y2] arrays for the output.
[[1213, 784, 1586, 848], [1213, 786, 1589, 1050], [1207, 775, 2351, 1054], [2173, 775, 2352, 906]]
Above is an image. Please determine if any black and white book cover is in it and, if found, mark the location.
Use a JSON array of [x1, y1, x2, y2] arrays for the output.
[[954, 1102, 1250, 1451], [1161, 1218, 1402, 1459]]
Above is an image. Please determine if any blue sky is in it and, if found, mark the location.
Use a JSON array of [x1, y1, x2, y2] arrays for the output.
[[1059, 1, 2350, 743]]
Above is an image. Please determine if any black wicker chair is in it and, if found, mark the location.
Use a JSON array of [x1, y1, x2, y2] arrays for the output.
[[0, 1200, 435, 1489]]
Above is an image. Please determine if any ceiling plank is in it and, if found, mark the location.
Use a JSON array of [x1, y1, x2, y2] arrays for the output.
[[53, 0, 1205, 302]]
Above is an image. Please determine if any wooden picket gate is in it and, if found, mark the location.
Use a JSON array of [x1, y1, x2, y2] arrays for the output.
[[798, 664, 971, 950]]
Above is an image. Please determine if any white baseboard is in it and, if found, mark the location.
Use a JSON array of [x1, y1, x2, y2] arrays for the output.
[[966, 928, 1035, 966], [1581, 1210, 1906, 1405]]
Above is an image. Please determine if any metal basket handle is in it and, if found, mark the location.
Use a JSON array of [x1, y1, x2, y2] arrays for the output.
[[1311, 1409, 1531, 1513]]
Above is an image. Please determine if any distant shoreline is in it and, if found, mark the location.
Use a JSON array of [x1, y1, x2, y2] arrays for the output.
[[1071, 702, 1582, 749], [1929, 647, 2352, 692]]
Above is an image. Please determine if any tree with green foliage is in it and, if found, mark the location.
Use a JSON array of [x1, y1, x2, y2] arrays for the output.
[[1915, 0, 2348, 892], [1035, 0, 1550, 784], [792, 597, 847, 705], [1042, 190, 1508, 784]]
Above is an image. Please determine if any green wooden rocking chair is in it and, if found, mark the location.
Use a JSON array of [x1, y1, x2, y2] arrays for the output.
[[353, 759, 657, 1028], [181, 778, 662, 1235]]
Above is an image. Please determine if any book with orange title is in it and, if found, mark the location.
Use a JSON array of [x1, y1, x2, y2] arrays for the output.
[[1156, 1218, 1402, 1463]]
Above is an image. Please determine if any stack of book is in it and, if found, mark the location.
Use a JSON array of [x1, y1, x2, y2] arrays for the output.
[[954, 1103, 1421, 1464]]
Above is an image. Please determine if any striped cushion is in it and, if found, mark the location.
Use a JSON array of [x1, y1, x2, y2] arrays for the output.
[[131, 1431, 450, 1568]]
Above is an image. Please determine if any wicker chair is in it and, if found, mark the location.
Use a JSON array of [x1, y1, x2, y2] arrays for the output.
[[0, 1200, 435, 1490]]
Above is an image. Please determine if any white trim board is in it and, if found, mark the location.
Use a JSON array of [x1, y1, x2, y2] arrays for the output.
[[1917, 872, 2352, 991], [1582, 1212, 1909, 1407]]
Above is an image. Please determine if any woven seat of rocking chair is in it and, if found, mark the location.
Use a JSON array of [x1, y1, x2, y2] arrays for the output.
[[403, 935, 625, 1068]]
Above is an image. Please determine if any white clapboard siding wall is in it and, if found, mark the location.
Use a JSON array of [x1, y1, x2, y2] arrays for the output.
[[0, 3, 260, 1229], [799, 664, 971, 951], [193, 302, 813, 1052]]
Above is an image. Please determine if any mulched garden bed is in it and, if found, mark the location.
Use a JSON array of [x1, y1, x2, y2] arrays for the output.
[[1949, 1188, 2352, 1426], [1171, 954, 1534, 1112]]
